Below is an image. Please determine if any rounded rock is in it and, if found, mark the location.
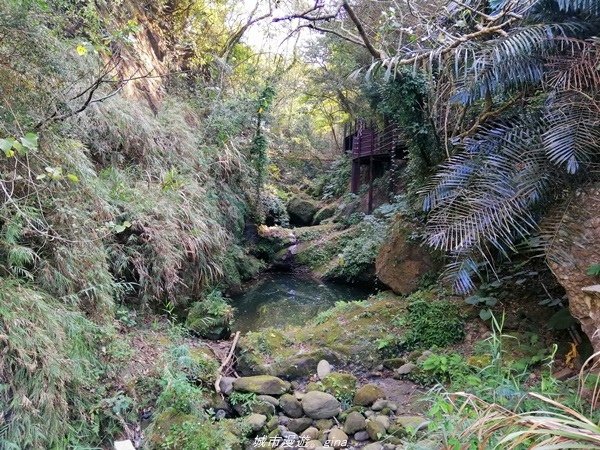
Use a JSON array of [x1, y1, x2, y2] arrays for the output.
[[302, 391, 341, 419], [353, 384, 386, 407]]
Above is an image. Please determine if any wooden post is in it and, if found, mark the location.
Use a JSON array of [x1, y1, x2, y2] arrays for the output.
[[351, 159, 360, 193]]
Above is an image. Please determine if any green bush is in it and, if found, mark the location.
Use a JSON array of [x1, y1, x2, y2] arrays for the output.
[[186, 290, 234, 340], [404, 294, 465, 349]]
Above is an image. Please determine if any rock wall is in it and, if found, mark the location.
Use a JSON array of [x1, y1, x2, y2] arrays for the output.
[[546, 185, 600, 352]]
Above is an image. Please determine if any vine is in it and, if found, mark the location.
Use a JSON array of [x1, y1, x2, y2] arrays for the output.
[[250, 84, 276, 221]]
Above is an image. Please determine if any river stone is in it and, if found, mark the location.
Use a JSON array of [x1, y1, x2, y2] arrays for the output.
[[219, 376, 235, 395], [257, 395, 279, 407], [366, 420, 386, 441], [250, 400, 275, 417], [317, 359, 332, 380], [396, 363, 417, 376], [362, 444, 383, 450], [354, 431, 369, 441], [266, 416, 278, 431], [301, 426, 320, 440], [374, 415, 390, 430], [302, 391, 341, 419], [371, 399, 388, 411], [315, 419, 333, 430], [233, 375, 290, 395], [343, 411, 366, 434], [395, 415, 429, 432], [288, 417, 313, 433], [354, 384, 386, 406], [327, 429, 348, 448], [305, 440, 324, 449], [280, 393, 303, 418], [383, 444, 396, 450], [245, 413, 267, 432]]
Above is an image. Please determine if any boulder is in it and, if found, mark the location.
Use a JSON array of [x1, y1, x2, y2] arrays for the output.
[[366, 420, 386, 441], [327, 428, 348, 448], [288, 417, 313, 434], [219, 376, 235, 395], [245, 413, 267, 432], [546, 185, 600, 352], [302, 391, 341, 419], [233, 375, 290, 395], [396, 362, 417, 375], [321, 372, 357, 400], [343, 411, 366, 434], [354, 384, 386, 406], [315, 419, 334, 431], [317, 359, 332, 380], [313, 205, 337, 225], [288, 196, 320, 226], [375, 216, 434, 295], [280, 393, 303, 418]]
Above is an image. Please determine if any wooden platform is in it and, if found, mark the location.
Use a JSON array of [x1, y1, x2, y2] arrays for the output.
[[344, 119, 406, 212]]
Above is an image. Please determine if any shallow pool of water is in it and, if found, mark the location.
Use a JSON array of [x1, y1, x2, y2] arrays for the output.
[[230, 272, 372, 333]]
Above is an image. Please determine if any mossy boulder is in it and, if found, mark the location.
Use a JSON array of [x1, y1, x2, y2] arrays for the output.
[[321, 372, 357, 401], [233, 375, 291, 395], [237, 293, 409, 376], [288, 195, 320, 226], [343, 411, 366, 434], [375, 216, 436, 295], [313, 205, 337, 225], [366, 419, 386, 441], [354, 384, 385, 407]]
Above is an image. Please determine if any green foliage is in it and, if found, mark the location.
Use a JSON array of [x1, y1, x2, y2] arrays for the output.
[[327, 215, 387, 281], [587, 264, 600, 276], [186, 290, 234, 339], [403, 293, 465, 350]]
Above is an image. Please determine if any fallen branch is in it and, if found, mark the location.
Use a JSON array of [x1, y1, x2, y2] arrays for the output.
[[215, 331, 241, 395]]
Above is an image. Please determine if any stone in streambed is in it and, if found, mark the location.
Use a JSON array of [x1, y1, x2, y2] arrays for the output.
[[302, 391, 341, 419], [366, 420, 386, 441], [245, 413, 267, 432], [342, 411, 366, 434], [354, 384, 385, 406], [288, 417, 313, 433], [233, 375, 290, 395], [317, 359, 332, 379], [327, 428, 348, 448], [280, 393, 303, 418]]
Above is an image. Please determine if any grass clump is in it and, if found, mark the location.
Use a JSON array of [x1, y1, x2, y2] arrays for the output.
[[186, 290, 234, 340]]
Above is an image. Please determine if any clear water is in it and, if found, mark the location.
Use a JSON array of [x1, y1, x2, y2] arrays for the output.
[[230, 272, 372, 333]]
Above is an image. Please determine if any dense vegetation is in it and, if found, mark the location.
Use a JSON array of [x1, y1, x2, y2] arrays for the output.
[[2, 0, 600, 449]]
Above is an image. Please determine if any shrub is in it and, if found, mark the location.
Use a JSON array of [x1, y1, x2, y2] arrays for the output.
[[186, 290, 234, 340], [404, 294, 465, 349]]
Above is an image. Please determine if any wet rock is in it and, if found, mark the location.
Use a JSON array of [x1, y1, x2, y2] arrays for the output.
[[233, 375, 291, 395], [302, 391, 341, 419], [354, 384, 386, 406], [343, 411, 366, 434], [280, 393, 303, 418], [245, 413, 267, 432], [366, 420, 386, 441], [317, 360, 332, 380], [288, 417, 313, 434]]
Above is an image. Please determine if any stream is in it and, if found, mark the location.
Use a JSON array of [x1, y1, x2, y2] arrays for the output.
[[229, 272, 372, 333]]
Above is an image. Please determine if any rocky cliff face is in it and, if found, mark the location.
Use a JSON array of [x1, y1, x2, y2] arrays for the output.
[[546, 185, 600, 352]]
